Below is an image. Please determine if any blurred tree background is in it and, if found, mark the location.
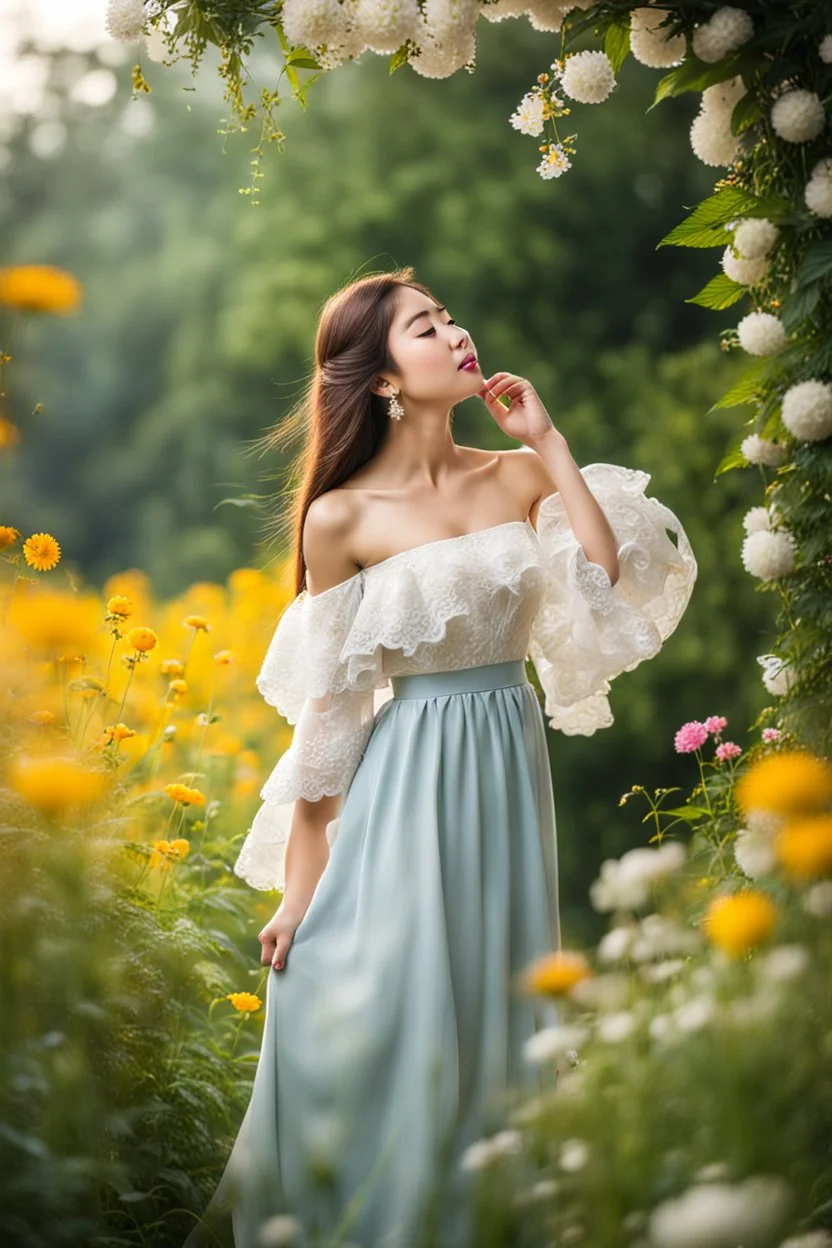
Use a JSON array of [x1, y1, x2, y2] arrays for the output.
[[0, 9, 775, 943]]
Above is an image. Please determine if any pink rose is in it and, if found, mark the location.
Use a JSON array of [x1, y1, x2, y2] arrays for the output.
[[704, 715, 728, 735], [715, 741, 742, 762], [674, 721, 710, 753]]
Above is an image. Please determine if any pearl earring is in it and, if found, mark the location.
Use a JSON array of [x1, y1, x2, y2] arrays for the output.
[[388, 391, 405, 421]]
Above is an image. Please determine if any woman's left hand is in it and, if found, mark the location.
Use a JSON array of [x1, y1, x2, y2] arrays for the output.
[[478, 372, 563, 448]]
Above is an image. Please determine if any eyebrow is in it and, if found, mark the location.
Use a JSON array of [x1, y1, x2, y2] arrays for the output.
[[403, 303, 446, 330]]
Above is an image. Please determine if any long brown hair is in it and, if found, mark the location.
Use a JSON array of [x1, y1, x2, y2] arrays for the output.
[[256, 266, 442, 597]]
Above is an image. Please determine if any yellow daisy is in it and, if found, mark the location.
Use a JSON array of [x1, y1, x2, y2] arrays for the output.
[[22, 532, 61, 571], [735, 751, 832, 818], [775, 816, 832, 882], [0, 264, 82, 314], [521, 949, 593, 996], [169, 838, 190, 859], [167, 679, 188, 696], [214, 650, 234, 664], [126, 626, 158, 653], [183, 614, 210, 631], [160, 658, 185, 677], [106, 595, 133, 619], [165, 782, 206, 807], [0, 525, 21, 550], [703, 889, 778, 958], [227, 991, 262, 1013]]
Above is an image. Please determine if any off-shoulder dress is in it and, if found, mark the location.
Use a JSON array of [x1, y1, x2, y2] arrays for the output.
[[184, 464, 697, 1248]]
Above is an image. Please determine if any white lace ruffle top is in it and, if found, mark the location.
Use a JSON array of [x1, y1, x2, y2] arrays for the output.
[[235, 463, 697, 891]]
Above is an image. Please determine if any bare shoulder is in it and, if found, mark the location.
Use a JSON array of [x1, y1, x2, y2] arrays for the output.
[[487, 447, 559, 525], [302, 491, 362, 596]]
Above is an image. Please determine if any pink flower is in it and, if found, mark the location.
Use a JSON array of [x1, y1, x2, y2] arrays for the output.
[[674, 721, 710, 753], [715, 741, 742, 762], [762, 727, 781, 743], [704, 715, 728, 735]]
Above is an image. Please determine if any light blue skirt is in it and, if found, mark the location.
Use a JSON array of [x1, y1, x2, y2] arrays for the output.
[[185, 660, 562, 1248]]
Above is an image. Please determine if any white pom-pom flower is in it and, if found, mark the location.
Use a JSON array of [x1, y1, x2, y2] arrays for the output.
[[733, 217, 778, 259], [805, 157, 832, 218], [742, 506, 771, 535], [692, 7, 754, 64], [105, 0, 149, 41], [771, 89, 826, 143], [690, 110, 739, 166], [509, 91, 545, 136], [354, 0, 419, 53], [560, 50, 616, 104], [527, 1, 570, 33], [281, 0, 346, 48], [701, 74, 747, 118], [741, 528, 797, 580], [721, 246, 767, 285], [411, 0, 478, 78], [737, 311, 786, 356], [820, 34, 832, 64], [629, 6, 686, 68], [741, 434, 788, 467], [781, 379, 832, 442]]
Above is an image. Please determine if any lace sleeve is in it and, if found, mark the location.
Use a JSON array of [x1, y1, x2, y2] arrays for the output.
[[528, 463, 697, 736], [233, 574, 379, 892]]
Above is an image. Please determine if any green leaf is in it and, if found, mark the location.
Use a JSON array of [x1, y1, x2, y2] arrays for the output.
[[796, 238, 832, 286], [686, 272, 748, 310], [604, 21, 630, 74], [388, 43, 410, 74], [661, 805, 712, 822], [715, 445, 750, 476], [730, 91, 763, 135], [708, 359, 769, 410], [649, 52, 755, 111], [658, 186, 791, 250], [285, 53, 321, 69], [779, 282, 821, 332]]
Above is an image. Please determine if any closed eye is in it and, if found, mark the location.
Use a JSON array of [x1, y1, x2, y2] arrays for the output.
[[419, 318, 457, 337]]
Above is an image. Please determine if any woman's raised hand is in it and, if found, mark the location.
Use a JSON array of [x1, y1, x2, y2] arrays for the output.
[[478, 372, 563, 448]]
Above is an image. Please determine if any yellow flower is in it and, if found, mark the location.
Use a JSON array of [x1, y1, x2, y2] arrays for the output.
[[165, 782, 206, 807], [775, 816, 832, 882], [703, 889, 778, 958], [0, 524, 21, 549], [214, 650, 234, 664], [227, 991, 262, 1013], [106, 595, 133, 619], [522, 949, 593, 996], [169, 838, 190, 859], [29, 709, 56, 727], [0, 417, 21, 450], [167, 679, 188, 696], [126, 626, 158, 653], [160, 658, 184, 677], [149, 839, 174, 869], [101, 722, 136, 744], [0, 264, 82, 314], [22, 532, 61, 571], [183, 614, 210, 631], [7, 754, 108, 815], [735, 751, 832, 818]]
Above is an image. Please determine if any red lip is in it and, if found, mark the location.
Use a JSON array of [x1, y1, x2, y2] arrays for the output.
[[458, 352, 477, 370]]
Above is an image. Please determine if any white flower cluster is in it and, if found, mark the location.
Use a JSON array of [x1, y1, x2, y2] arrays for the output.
[[721, 246, 767, 286], [821, 34, 832, 64], [733, 823, 778, 878], [741, 433, 788, 467], [771, 88, 826, 144], [459, 1127, 523, 1171], [356, 0, 421, 55], [741, 527, 797, 580], [757, 652, 792, 696], [689, 75, 746, 167], [537, 144, 572, 179], [411, 0, 479, 79], [559, 50, 616, 104], [589, 841, 687, 913], [598, 912, 700, 964], [629, 5, 686, 69], [742, 505, 772, 535], [105, 0, 150, 41], [509, 91, 545, 136], [736, 311, 786, 356], [733, 217, 778, 259], [691, 6, 754, 64], [805, 157, 832, 218], [523, 1022, 589, 1064], [647, 1176, 791, 1248], [781, 378, 832, 442]]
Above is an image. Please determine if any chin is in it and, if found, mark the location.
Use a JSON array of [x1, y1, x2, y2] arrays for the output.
[[456, 366, 483, 394]]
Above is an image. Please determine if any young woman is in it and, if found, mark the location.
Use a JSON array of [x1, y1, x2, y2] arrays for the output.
[[185, 267, 697, 1247]]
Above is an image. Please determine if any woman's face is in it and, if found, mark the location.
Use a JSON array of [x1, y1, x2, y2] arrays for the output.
[[373, 285, 482, 406]]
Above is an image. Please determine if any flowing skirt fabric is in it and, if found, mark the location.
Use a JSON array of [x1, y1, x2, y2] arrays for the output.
[[184, 659, 563, 1248]]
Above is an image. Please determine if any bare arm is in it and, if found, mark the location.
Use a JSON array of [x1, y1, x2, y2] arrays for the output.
[[258, 495, 360, 969]]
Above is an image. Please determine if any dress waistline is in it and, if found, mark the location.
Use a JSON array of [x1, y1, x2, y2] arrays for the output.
[[390, 659, 529, 700]]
